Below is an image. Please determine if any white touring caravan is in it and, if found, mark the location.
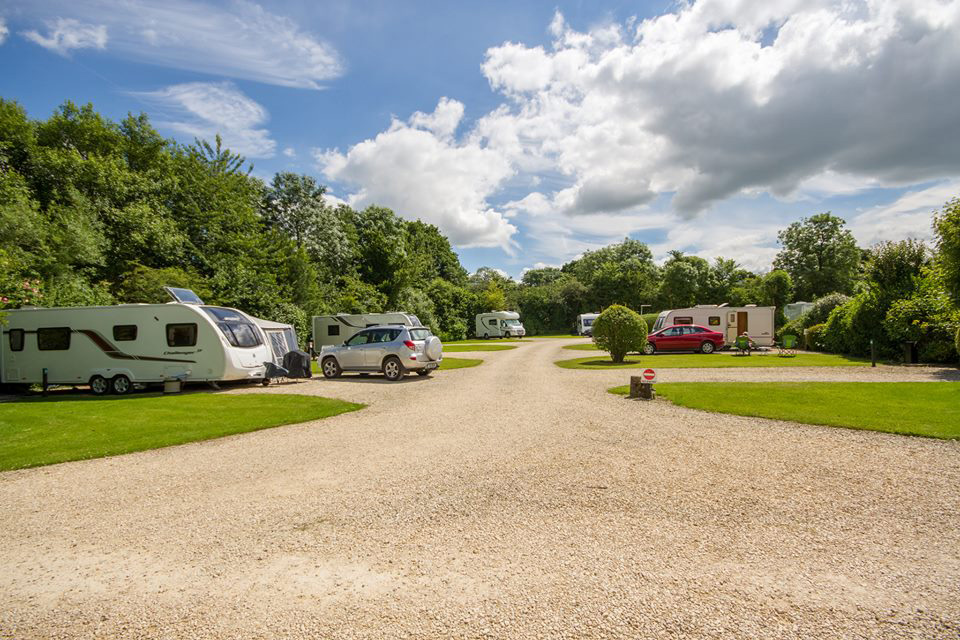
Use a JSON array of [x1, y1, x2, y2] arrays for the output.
[[576, 313, 600, 336], [475, 311, 525, 339], [0, 288, 275, 394], [312, 312, 422, 349], [652, 304, 776, 347]]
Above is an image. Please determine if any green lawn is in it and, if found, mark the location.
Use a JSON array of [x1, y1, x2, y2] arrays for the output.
[[444, 344, 516, 352], [0, 393, 363, 471], [564, 343, 603, 350], [439, 356, 482, 369], [556, 353, 871, 369], [607, 382, 960, 439]]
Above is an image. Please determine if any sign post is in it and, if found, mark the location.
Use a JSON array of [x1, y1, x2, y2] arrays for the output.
[[629, 369, 656, 400]]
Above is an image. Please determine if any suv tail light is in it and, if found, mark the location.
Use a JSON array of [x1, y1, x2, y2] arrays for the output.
[[403, 340, 416, 350]]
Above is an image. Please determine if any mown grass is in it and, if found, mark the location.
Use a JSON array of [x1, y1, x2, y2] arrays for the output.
[[607, 382, 960, 439], [0, 393, 363, 471], [556, 353, 871, 369], [438, 356, 483, 369], [444, 344, 516, 352]]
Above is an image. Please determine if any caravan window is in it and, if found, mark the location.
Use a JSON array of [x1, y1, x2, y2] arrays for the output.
[[674, 316, 693, 325], [8, 329, 24, 351], [113, 325, 138, 341], [202, 307, 263, 348], [166, 323, 197, 347], [37, 327, 71, 350], [328, 325, 340, 336], [488, 318, 497, 327], [708, 316, 721, 326]]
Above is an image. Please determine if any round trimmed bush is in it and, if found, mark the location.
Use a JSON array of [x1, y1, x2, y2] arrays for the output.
[[804, 323, 827, 351], [592, 305, 647, 363]]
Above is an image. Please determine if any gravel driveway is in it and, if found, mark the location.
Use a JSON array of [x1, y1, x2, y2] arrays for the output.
[[1, 339, 958, 638]]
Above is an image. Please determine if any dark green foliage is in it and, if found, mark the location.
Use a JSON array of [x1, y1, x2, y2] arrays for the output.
[[592, 305, 647, 363], [883, 267, 959, 363], [804, 323, 827, 351], [774, 213, 860, 299], [934, 198, 960, 307]]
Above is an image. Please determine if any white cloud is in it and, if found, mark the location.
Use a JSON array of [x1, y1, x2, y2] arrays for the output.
[[136, 82, 276, 158], [849, 179, 959, 247], [0, 17, 8, 45], [316, 98, 518, 251], [22, 18, 107, 55], [283, 147, 296, 158], [17, 0, 341, 88]]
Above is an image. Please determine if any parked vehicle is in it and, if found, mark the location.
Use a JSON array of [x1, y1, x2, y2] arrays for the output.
[[652, 304, 775, 347], [0, 287, 274, 395], [576, 312, 600, 336], [312, 312, 421, 349], [475, 311, 525, 339], [643, 324, 726, 354], [784, 301, 814, 322], [319, 325, 442, 381]]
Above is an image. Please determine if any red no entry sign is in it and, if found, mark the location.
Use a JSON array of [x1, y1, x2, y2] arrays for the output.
[[642, 368, 656, 382]]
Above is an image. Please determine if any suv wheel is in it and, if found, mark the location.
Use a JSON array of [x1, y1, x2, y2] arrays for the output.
[[89, 375, 109, 396], [642, 343, 656, 355], [321, 357, 342, 379], [382, 356, 404, 381], [700, 341, 716, 354]]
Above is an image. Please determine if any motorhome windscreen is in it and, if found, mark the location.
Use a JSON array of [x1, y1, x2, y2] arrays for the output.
[[203, 307, 263, 348], [504, 319, 521, 326]]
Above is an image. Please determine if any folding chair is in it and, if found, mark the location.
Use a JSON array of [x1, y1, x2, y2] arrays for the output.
[[778, 334, 798, 356], [734, 335, 751, 355]]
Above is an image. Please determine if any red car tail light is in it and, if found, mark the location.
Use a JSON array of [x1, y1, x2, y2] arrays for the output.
[[403, 340, 416, 350]]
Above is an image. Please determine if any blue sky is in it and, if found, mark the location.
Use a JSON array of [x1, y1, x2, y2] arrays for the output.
[[2, 0, 959, 278]]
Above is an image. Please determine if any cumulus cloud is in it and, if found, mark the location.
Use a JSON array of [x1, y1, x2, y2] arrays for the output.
[[0, 17, 8, 45], [22, 18, 107, 55], [16, 0, 341, 88], [316, 98, 518, 251], [474, 1, 960, 219], [849, 179, 960, 247], [135, 82, 276, 158]]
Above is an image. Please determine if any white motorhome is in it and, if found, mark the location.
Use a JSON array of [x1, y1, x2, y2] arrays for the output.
[[652, 304, 776, 347], [576, 312, 600, 336], [476, 311, 525, 339], [0, 288, 274, 395], [312, 312, 421, 349]]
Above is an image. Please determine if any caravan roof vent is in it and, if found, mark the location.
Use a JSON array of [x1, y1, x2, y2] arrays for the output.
[[164, 287, 204, 305]]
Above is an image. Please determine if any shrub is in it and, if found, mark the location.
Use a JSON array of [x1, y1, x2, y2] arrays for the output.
[[805, 293, 850, 327], [956, 326, 960, 359], [640, 312, 660, 330], [777, 316, 804, 341], [821, 293, 890, 357], [804, 323, 827, 351], [593, 304, 647, 363], [884, 270, 960, 363]]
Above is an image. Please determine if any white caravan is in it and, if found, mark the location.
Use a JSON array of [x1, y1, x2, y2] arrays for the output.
[[0, 288, 274, 394], [476, 311, 525, 339], [651, 304, 776, 347], [576, 313, 600, 336], [784, 302, 814, 322], [312, 312, 421, 349]]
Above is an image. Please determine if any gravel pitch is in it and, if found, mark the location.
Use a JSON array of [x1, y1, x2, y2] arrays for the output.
[[1, 340, 959, 639]]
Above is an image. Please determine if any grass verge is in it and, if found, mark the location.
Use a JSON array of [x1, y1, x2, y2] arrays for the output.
[[0, 393, 363, 471], [556, 353, 871, 369], [607, 382, 960, 439], [444, 344, 516, 352], [439, 357, 483, 370]]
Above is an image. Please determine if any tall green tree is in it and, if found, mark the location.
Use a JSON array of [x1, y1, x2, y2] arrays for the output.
[[774, 213, 860, 299]]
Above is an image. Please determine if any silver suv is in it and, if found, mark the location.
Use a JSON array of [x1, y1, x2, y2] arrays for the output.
[[319, 325, 443, 381]]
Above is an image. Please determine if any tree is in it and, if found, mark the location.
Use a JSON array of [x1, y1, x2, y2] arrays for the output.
[[865, 239, 929, 302], [592, 305, 647, 363], [934, 197, 960, 307], [774, 213, 860, 299], [261, 172, 327, 249], [354, 206, 410, 302], [761, 269, 794, 325]]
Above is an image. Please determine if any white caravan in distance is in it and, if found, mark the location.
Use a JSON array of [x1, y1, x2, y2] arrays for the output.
[[312, 312, 422, 349], [475, 311, 525, 339], [652, 304, 776, 346], [576, 313, 600, 336], [0, 288, 274, 394]]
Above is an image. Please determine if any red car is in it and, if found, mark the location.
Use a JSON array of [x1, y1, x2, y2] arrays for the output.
[[643, 324, 725, 354]]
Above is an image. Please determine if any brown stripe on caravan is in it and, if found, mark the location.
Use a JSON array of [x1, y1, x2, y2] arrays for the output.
[[75, 330, 196, 363]]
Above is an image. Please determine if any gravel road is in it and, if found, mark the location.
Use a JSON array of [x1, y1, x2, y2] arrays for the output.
[[1, 339, 959, 639]]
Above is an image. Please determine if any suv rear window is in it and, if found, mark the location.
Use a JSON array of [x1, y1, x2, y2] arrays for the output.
[[409, 328, 431, 341]]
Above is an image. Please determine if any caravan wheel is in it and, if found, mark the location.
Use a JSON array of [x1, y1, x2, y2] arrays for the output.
[[111, 375, 131, 395], [89, 375, 109, 396]]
